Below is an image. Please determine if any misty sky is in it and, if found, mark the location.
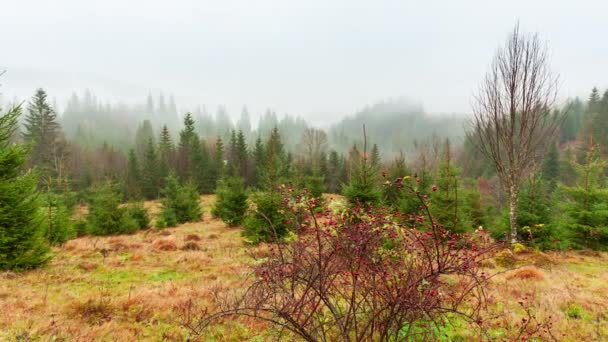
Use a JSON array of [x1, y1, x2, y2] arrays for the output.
[[1, 0, 607, 125]]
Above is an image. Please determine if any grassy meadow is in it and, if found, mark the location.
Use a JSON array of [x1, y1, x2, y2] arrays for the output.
[[0, 195, 607, 341]]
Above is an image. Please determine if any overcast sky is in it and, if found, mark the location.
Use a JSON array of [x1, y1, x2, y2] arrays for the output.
[[1, 0, 606, 125]]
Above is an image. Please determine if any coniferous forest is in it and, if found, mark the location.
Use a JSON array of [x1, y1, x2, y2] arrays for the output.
[[1, 9, 608, 342]]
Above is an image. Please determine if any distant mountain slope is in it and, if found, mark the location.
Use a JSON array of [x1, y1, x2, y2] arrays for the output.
[[329, 98, 466, 157]]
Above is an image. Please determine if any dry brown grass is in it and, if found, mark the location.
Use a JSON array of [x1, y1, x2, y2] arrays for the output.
[[0, 194, 607, 340], [505, 266, 545, 281]]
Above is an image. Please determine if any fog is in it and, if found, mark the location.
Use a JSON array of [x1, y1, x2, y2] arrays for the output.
[[1, 0, 607, 125]]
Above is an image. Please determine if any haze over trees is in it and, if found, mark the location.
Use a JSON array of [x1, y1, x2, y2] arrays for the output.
[[2, 20, 608, 341]]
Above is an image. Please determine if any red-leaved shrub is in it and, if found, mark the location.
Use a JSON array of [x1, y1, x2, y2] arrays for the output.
[[179, 179, 501, 340]]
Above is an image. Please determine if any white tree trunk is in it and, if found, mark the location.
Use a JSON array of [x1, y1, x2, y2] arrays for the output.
[[509, 184, 518, 244]]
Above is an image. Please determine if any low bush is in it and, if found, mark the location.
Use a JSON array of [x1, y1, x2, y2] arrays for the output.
[[124, 203, 150, 230], [212, 177, 248, 226], [40, 193, 75, 245], [242, 190, 292, 243], [86, 183, 140, 236], [157, 174, 201, 228], [179, 179, 501, 340]]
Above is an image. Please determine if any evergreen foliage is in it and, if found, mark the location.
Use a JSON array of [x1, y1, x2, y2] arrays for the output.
[[22, 88, 61, 178], [558, 143, 608, 250], [86, 182, 140, 236], [40, 192, 75, 245], [212, 177, 249, 226], [157, 173, 201, 228], [243, 191, 290, 243], [0, 105, 50, 270], [125, 149, 141, 200]]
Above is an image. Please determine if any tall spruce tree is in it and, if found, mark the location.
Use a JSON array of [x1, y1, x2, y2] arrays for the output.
[[236, 130, 248, 181], [158, 125, 174, 187], [22, 89, 60, 178], [0, 105, 50, 270], [252, 136, 265, 188], [141, 138, 159, 199], [542, 142, 560, 190], [125, 149, 141, 200], [263, 127, 287, 190], [134, 120, 155, 161], [177, 113, 196, 180]]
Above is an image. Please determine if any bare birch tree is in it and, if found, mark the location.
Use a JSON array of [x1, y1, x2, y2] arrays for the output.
[[467, 24, 560, 243]]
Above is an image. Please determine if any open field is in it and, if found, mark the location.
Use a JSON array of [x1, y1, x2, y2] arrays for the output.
[[1, 195, 607, 341]]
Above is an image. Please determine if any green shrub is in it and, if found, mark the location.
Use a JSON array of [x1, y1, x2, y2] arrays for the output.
[[212, 177, 249, 226], [124, 203, 150, 230], [157, 174, 201, 228], [86, 183, 139, 235], [40, 193, 75, 245], [243, 191, 290, 243], [0, 106, 50, 270]]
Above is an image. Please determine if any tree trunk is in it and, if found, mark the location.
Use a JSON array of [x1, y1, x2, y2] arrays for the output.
[[509, 184, 518, 243]]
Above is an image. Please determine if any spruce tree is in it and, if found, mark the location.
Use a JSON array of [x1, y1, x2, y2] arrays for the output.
[[559, 142, 608, 250], [158, 125, 174, 187], [252, 136, 265, 188], [515, 174, 553, 246], [125, 149, 141, 200], [382, 152, 409, 207], [206, 136, 224, 192], [87, 182, 139, 235], [227, 130, 238, 176], [236, 130, 248, 180], [134, 120, 155, 161], [212, 176, 249, 226], [431, 140, 471, 233], [22, 88, 60, 178], [190, 135, 210, 193], [370, 143, 381, 172], [343, 142, 380, 207], [263, 127, 287, 190], [157, 173, 202, 228], [542, 142, 560, 190], [177, 113, 196, 180], [141, 138, 159, 199], [0, 105, 50, 270]]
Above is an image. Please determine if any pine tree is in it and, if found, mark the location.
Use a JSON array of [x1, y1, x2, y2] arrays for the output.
[[236, 106, 252, 136], [203, 136, 224, 192], [343, 138, 380, 207], [382, 152, 409, 207], [134, 120, 155, 161], [370, 143, 381, 172], [588, 87, 601, 114], [87, 182, 140, 235], [157, 173, 202, 228], [541, 142, 560, 190], [177, 113, 196, 180], [252, 136, 265, 188], [326, 150, 342, 193], [212, 176, 249, 226], [431, 140, 471, 232], [190, 135, 210, 193], [263, 127, 287, 190], [141, 138, 159, 199], [22, 88, 60, 178], [559, 141, 608, 250], [227, 130, 238, 176], [515, 173, 553, 246], [158, 125, 174, 187], [0, 105, 50, 270], [236, 130, 248, 180], [125, 149, 141, 200], [41, 192, 74, 245]]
